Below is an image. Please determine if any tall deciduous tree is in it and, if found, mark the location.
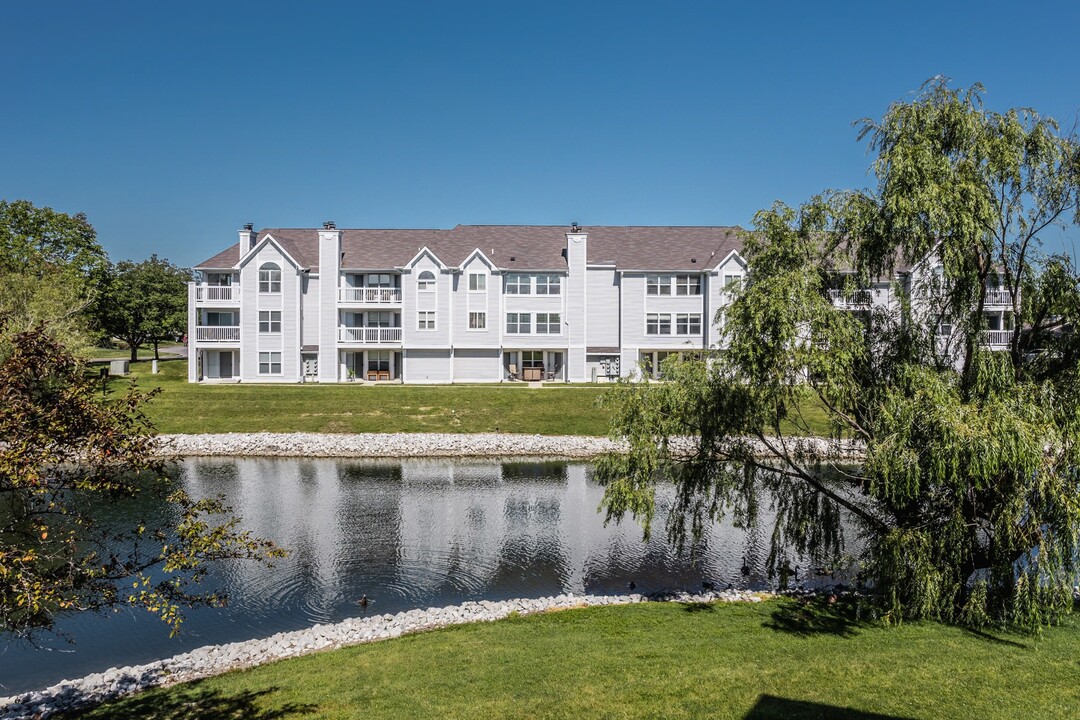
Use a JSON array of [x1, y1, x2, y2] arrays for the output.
[[0, 322, 282, 638], [598, 79, 1080, 627], [0, 200, 110, 356], [102, 255, 191, 362]]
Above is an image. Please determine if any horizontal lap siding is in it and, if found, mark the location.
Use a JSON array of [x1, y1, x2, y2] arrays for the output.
[[453, 349, 501, 382], [406, 349, 453, 383]]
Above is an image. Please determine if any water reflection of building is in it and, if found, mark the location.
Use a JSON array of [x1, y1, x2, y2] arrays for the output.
[[181, 458, 805, 605]]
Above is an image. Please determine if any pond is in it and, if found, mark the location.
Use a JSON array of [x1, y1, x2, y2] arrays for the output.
[[0, 457, 841, 694]]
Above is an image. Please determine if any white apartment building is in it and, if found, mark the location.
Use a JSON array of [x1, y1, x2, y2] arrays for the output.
[[188, 223, 749, 384]]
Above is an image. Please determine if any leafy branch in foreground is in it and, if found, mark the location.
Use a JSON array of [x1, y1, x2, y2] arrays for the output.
[[597, 79, 1080, 627], [0, 322, 284, 638]]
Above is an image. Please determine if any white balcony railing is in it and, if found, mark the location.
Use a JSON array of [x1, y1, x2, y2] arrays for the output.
[[983, 289, 1014, 307], [338, 327, 403, 343], [339, 287, 402, 304], [981, 330, 1014, 347], [827, 289, 873, 308], [194, 285, 237, 303], [195, 326, 240, 342]]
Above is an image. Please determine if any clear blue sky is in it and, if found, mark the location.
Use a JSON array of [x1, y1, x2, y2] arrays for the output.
[[3, 1, 1078, 267]]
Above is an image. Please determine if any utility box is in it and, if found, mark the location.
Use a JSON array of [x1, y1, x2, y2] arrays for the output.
[[109, 360, 129, 376]]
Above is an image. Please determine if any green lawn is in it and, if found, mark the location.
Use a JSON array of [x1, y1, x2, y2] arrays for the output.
[[107, 359, 614, 435], [85, 343, 185, 361], [74, 599, 1080, 720]]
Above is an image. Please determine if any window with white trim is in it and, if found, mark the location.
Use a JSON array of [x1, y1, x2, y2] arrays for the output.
[[535, 274, 561, 295], [675, 274, 701, 295], [646, 313, 672, 335], [724, 273, 742, 289], [418, 311, 436, 330], [468, 312, 486, 330], [468, 273, 486, 292], [505, 274, 531, 294], [258, 351, 282, 374], [258, 310, 281, 333], [417, 270, 436, 291], [536, 313, 561, 334], [676, 313, 701, 335], [259, 263, 281, 293], [506, 312, 531, 334], [646, 274, 672, 295]]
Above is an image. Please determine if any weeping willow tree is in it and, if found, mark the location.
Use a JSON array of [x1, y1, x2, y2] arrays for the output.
[[597, 79, 1080, 626]]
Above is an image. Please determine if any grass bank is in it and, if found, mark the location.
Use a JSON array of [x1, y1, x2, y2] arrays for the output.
[[74, 599, 1080, 720], [106, 359, 614, 435]]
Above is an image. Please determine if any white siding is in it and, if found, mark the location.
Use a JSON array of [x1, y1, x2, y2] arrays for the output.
[[585, 268, 620, 348], [453, 348, 501, 382], [302, 275, 320, 348], [405, 349, 453, 383]]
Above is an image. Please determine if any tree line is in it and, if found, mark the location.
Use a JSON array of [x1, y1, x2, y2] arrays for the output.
[[0, 198, 191, 362]]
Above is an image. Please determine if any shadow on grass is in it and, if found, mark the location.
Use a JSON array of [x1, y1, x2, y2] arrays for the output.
[[71, 684, 318, 720], [745, 694, 915, 719], [680, 602, 716, 613], [959, 626, 1030, 649], [762, 597, 868, 638]]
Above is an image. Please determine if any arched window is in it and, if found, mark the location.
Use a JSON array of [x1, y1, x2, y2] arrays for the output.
[[417, 270, 436, 292], [259, 263, 281, 293]]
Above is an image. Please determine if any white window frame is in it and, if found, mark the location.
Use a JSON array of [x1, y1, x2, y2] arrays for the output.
[[468, 273, 487, 292], [506, 312, 531, 334], [506, 274, 531, 295], [646, 313, 672, 335], [417, 310, 436, 330], [675, 274, 701, 296], [258, 351, 282, 375], [646, 274, 672, 296], [258, 310, 282, 334], [259, 263, 281, 293], [536, 312, 561, 334], [535, 274, 561, 295], [723, 273, 743, 290], [468, 311, 487, 330], [417, 270, 436, 292], [676, 313, 701, 335]]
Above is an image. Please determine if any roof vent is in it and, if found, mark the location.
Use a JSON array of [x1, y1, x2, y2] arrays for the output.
[[691, 258, 697, 263], [323, 220, 336, 230], [243, 223, 254, 231], [510, 256, 516, 262]]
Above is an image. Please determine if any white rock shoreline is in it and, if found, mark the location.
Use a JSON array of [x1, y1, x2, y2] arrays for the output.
[[0, 589, 766, 720], [155, 432, 866, 460]]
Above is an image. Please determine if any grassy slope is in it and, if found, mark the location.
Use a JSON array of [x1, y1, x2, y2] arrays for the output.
[[75, 599, 1080, 720], [111, 359, 614, 435]]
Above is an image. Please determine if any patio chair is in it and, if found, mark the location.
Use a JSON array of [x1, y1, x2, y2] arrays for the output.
[[508, 364, 520, 381]]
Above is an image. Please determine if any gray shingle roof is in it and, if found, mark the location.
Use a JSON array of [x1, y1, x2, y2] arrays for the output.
[[194, 225, 747, 272]]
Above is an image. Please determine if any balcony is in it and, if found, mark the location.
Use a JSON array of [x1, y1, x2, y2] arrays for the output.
[[194, 285, 237, 304], [981, 330, 1014, 348], [338, 327, 402, 344], [827, 289, 873, 309], [983, 289, 1015, 308], [339, 287, 402, 305], [195, 326, 240, 342]]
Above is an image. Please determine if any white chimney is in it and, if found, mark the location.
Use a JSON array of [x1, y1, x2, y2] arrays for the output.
[[239, 223, 257, 262]]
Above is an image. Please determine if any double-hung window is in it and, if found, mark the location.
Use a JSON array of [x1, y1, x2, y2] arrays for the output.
[[417, 271, 436, 291], [506, 274, 531, 294], [258, 352, 282, 374], [469, 273, 486, 292], [258, 310, 281, 333], [468, 312, 487, 330], [535, 274, 561, 295], [418, 311, 436, 330], [506, 313, 531, 334], [646, 274, 672, 296], [675, 274, 701, 295], [676, 313, 701, 335], [724, 273, 743, 290], [646, 313, 672, 335], [259, 263, 281, 293], [536, 313, 561, 334]]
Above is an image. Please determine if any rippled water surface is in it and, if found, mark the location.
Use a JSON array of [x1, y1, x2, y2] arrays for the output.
[[0, 457, 837, 694]]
